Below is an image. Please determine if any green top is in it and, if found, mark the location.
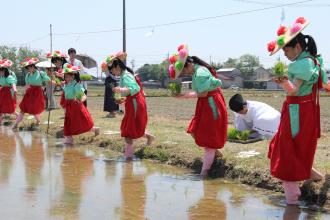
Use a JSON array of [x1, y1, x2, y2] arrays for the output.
[[287, 51, 328, 138], [9, 70, 17, 83], [288, 51, 328, 96], [0, 74, 16, 87], [63, 80, 85, 100], [25, 70, 50, 86], [119, 71, 140, 96], [192, 64, 222, 93]]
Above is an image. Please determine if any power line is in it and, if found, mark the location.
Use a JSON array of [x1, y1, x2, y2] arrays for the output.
[[53, 0, 313, 36], [21, 34, 49, 45], [232, 0, 330, 7]]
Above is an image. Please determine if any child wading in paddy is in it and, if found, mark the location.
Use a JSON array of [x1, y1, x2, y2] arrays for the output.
[[101, 52, 154, 160], [267, 17, 330, 205], [59, 64, 100, 145], [168, 45, 228, 177]]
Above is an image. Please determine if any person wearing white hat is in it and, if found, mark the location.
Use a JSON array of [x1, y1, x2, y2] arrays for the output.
[[267, 17, 330, 205]]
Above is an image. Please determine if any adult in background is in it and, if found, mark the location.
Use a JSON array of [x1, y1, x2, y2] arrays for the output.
[[101, 62, 119, 118], [67, 48, 87, 107]]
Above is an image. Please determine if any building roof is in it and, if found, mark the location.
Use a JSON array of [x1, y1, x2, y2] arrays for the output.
[[217, 73, 232, 80], [216, 68, 237, 72]]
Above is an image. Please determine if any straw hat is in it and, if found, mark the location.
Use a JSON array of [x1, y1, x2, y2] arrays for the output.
[[101, 51, 127, 72], [0, 59, 13, 68], [267, 17, 309, 56], [168, 44, 189, 80], [21, 57, 39, 67]]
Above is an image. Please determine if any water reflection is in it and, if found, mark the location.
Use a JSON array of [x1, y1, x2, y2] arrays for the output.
[[120, 162, 146, 220], [283, 205, 301, 220], [188, 180, 227, 219], [17, 132, 45, 196], [0, 127, 16, 184], [50, 148, 93, 219], [0, 128, 328, 220]]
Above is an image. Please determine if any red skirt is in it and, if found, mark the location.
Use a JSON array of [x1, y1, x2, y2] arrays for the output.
[[0, 87, 16, 114], [19, 86, 45, 115], [268, 93, 319, 181], [63, 100, 94, 136], [121, 92, 148, 139], [187, 89, 228, 149], [60, 92, 66, 109]]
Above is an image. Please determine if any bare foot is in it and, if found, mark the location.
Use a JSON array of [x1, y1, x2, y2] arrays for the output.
[[200, 169, 209, 178], [12, 124, 18, 131], [310, 168, 324, 181], [94, 127, 100, 136], [215, 150, 223, 158], [146, 134, 155, 146]]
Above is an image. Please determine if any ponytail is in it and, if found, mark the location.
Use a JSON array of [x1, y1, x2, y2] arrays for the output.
[[74, 72, 81, 83], [188, 56, 217, 77], [117, 59, 135, 75], [4, 68, 10, 78], [305, 35, 317, 57], [286, 33, 318, 57]]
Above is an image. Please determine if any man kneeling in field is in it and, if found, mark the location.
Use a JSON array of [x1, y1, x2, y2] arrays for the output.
[[229, 93, 281, 139]]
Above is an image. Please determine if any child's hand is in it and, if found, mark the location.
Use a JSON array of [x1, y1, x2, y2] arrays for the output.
[[273, 76, 288, 84], [113, 87, 121, 93], [115, 97, 126, 104]]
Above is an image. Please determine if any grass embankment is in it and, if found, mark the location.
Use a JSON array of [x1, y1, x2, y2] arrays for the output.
[[9, 86, 330, 207]]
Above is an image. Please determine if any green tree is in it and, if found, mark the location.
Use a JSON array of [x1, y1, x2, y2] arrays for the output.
[[136, 59, 169, 87], [0, 45, 44, 85], [222, 58, 238, 68], [236, 54, 262, 79]]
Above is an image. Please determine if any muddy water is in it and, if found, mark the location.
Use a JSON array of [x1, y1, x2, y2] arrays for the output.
[[0, 128, 329, 220]]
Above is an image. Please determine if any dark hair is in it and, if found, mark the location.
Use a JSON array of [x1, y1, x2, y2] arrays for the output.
[[51, 57, 67, 67], [66, 72, 81, 83], [185, 56, 215, 74], [25, 64, 37, 70], [68, 48, 76, 54], [109, 59, 134, 75], [285, 33, 318, 57], [3, 68, 10, 78], [74, 72, 81, 83]]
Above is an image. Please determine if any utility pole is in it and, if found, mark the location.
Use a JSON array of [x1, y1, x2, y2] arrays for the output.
[[123, 0, 126, 54], [50, 24, 53, 53], [47, 24, 53, 135]]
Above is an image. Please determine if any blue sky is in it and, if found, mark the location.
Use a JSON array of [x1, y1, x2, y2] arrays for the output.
[[1, 0, 330, 71]]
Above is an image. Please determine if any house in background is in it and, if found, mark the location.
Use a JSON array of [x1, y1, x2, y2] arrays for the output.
[[216, 68, 243, 88], [249, 67, 271, 80]]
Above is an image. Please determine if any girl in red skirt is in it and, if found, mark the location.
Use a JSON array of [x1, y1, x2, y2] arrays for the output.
[[12, 58, 51, 129], [102, 52, 154, 159], [168, 45, 228, 177], [0, 59, 17, 124], [48, 51, 68, 109], [60, 64, 100, 145], [267, 17, 330, 204]]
